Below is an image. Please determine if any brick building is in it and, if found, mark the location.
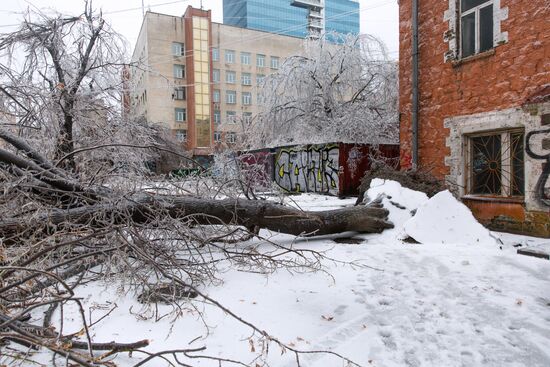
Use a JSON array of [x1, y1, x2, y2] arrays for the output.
[[399, 0, 549, 236]]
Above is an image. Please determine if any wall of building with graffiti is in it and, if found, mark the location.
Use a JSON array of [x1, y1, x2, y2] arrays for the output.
[[242, 143, 399, 196], [274, 144, 340, 195]]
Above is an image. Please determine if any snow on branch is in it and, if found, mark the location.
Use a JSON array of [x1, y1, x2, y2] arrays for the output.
[[245, 32, 399, 149]]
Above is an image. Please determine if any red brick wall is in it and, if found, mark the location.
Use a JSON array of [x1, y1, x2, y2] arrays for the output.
[[399, 0, 550, 178]]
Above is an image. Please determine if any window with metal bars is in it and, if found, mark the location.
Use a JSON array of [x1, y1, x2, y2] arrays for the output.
[[468, 130, 524, 197]]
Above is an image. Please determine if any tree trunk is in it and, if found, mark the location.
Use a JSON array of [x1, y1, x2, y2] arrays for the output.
[[0, 195, 392, 238]]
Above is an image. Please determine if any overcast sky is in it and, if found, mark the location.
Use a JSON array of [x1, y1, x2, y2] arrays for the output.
[[0, 0, 399, 58]]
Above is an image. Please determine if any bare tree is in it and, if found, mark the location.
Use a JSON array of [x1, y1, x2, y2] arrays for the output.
[[0, 1, 160, 175], [245, 33, 399, 149], [0, 6, 394, 367]]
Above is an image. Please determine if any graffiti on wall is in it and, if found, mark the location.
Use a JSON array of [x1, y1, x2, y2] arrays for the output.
[[526, 128, 550, 207], [274, 144, 340, 194]]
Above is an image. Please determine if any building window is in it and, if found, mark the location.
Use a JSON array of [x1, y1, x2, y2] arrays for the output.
[[173, 64, 185, 79], [214, 110, 221, 124], [468, 130, 524, 197], [213, 89, 220, 103], [175, 129, 187, 142], [226, 90, 236, 104], [173, 87, 186, 100], [214, 131, 222, 142], [241, 73, 251, 86], [256, 74, 265, 85], [212, 47, 219, 61], [225, 49, 235, 63], [243, 112, 253, 124], [226, 71, 236, 84], [241, 52, 251, 65], [257, 54, 265, 67], [172, 42, 184, 56], [226, 132, 237, 143], [226, 111, 236, 123], [460, 0, 494, 58], [175, 108, 187, 122], [213, 69, 220, 83], [270, 56, 280, 69], [242, 92, 252, 105]]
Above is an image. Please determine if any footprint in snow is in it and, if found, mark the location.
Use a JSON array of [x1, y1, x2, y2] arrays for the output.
[[334, 304, 348, 315]]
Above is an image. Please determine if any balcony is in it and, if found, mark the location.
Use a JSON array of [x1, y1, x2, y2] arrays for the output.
[[291, 0, 323, 10], [308, 21, 323, 30]]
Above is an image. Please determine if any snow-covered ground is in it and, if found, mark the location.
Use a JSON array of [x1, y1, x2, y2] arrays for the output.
[[26, 180, 550, 366]]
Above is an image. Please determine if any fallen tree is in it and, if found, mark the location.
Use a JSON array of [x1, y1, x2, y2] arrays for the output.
[[0, 126, 392, 366], [0, 4, 392, 365]]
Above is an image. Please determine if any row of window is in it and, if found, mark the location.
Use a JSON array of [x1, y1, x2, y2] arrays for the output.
[[175, 107, 252, 125], [174, 129, 237, 144], [173, 88, 254, 105], [212, 70, 266, 85], [174, 65, 267, 89], [213, 110, 252, 124], [213, 90, 253, 105], [212, 48, 279, 69]]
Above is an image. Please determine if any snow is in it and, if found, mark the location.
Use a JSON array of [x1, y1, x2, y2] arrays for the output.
[[24, 181, 550, 367], [404, 190, 498, 245]]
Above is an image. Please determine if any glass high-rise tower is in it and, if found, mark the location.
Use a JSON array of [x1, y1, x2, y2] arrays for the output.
[[223, 0, 360, 38]]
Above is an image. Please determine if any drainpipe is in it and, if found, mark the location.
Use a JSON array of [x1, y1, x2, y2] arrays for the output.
[[411, 0, 419, 169]]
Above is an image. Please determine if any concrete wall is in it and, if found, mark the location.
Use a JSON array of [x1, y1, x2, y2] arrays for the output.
[[398, 0, 550, 236]]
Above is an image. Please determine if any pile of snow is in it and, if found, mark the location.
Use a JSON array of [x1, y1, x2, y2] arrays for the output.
[[366, 179, 497, 245], [404, 190, 497, 245], [365, 178, 428, 229]]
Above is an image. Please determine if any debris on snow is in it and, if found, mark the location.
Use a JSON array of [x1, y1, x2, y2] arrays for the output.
[[517, 244, 550, 260]]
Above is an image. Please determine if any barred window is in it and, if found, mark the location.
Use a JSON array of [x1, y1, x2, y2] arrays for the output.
[[468, 130, 524, 197]]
